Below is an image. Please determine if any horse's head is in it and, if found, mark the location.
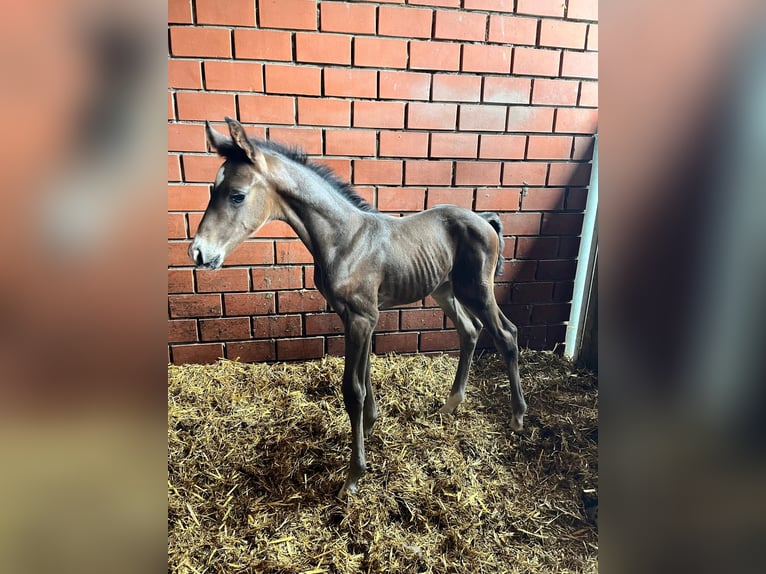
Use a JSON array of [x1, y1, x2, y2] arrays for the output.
[[189, 117, 279, 269]]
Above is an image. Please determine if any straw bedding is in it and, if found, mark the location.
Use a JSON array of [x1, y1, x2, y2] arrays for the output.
[[168, 351, 598, 573]]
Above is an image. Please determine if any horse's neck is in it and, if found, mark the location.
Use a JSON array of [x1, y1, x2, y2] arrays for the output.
[[275, 162, 364, 260]]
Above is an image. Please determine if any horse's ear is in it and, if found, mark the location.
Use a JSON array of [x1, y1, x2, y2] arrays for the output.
[[205, 121, 230, 153], [224, 116, 263, 168]]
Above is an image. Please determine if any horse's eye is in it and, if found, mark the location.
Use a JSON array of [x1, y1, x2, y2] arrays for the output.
[[230, 193, 246, 205]]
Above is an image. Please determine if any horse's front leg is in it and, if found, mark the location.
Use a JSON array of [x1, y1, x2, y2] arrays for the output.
[[340, 312, 377, 496]]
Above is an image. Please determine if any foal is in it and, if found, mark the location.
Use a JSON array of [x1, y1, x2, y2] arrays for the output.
[[189, 118, 526, 495]]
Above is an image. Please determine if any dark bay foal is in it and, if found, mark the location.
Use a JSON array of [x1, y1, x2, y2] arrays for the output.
[[189, 118, 526, 495]]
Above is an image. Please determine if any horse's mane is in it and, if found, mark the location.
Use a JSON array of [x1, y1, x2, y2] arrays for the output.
[[216, 138, 377, 213]]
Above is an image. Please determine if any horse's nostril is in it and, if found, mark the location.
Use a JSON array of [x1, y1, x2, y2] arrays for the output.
[[191, 247, 204, 266]]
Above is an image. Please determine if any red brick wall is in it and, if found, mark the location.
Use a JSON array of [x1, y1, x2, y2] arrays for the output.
[[168, 0, 598, 364]]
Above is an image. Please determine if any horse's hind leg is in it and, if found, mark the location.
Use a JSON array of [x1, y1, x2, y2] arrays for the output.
[[362, 336, 378, 439], [432, 283, 483, 414], [452, 284, 527, 431]]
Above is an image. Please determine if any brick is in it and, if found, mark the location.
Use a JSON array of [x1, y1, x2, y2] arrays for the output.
[[324, 68, 377, 98], [276, 241, 313, 264], [224, 292, 275, 316], [168, 60, 201, 89], [251, 266, 303, 290], [239, 95, 295, 124], [200, 317, 250, 341], [516, 236, 559, 259], [277, 338, 324, 360], [379, 131, 429, 157], [379, 71, 431, 101], [507, 106, 555, 132], [168, 185, 209, 211], [500, 260, 538, 282], [223, 241, 275, 265], [434, 10, 486, 42], [234, 29, 292, 61], [513, 47, 561, 77], [305, 313, 343, 335], [168, 241, 192, 266], [409, 0, 460, 6], [587, 24, 598, 51], [296, 33, 351, 65], [168, 92, 175, 121], [567, 0, 598, 21], [354, 37, 408, 69], [500, 212, 541, 235], [169, 124, 205, 152], [459, 104, 507, 131], [320, 2, 376, 34], [401, 309, 444, 330], [464, 0, 515, 10], [168, 213, 186, 239], [488, 15, 537, 45], [404, 161, 452, 186], [572, 136, 595, 161], [407, 103, 457, 130], [259, 0, 317, 30], [527, 136, 572, 160], [226, 341, 276, 362], [579, 81, 598, 107], [536, 260, 577, 281], [553, 281, 575, 302], [374, 333, 419, 354], [195, 268, 250, 292], [555, 108, 598, 134], [432, 74, 481, 102], [430, 133, 478, 158], [420, 330, 459, 351], [502, 162, 548, 185], [265, 65, 321, 96], [562, 51, 598, 79], [530, 303, 570, 324], [410, 41, 460, 72], [182, 155, 224, 183], [548, 162, 592, 186], [455, 162, 501, 186], [565, 187, 589, 211], [376, 309, 401, 331], [558, 236, 581, 258], [353, 160, 403, 185], [379, 6, 433, 39], [168, 319, 197, 343], [169, 0, 192, 23], [483, 77, 530, 105], [353, 101, 405, 129], [169, 269, 193, 294], [169, 27, 231, 58], [541, 213, 584, 235], [512, 282, 554, 304], [327, 336, 345, 356], [204, 61, 263, 92], [175, 92, 235, 121], [462, 44, 511, 74], [268, 127, 322, 154], [540, 19, 587, 49], [325, 130, 376, 156], [475, 187, 520, 211], [316, 158, 351, 181], [278, 290, 327, 313], [517, 0, 565, 18], [252, 315, 302, 338], [426, 187, 473, 209], [520, 188, 566, 211], [255, 220, 297, 239], [196, 0, 255, 26], [172, 344, 223, 364], [377, 187, 426, 211], [532, 79, 579, 105], [169, 294, 222, 318], [479, 134, 526, 160]]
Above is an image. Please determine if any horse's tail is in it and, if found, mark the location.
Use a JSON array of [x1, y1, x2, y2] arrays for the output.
[[479, 212, 505, 277]]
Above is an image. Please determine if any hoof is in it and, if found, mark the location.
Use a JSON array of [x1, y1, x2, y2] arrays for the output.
[[338, 482, 358, 498], [510, 413, 524, 432], [440, 393, 463, 415]]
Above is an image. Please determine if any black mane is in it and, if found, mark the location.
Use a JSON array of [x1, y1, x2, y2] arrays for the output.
[[216, 137, 377, 213]]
